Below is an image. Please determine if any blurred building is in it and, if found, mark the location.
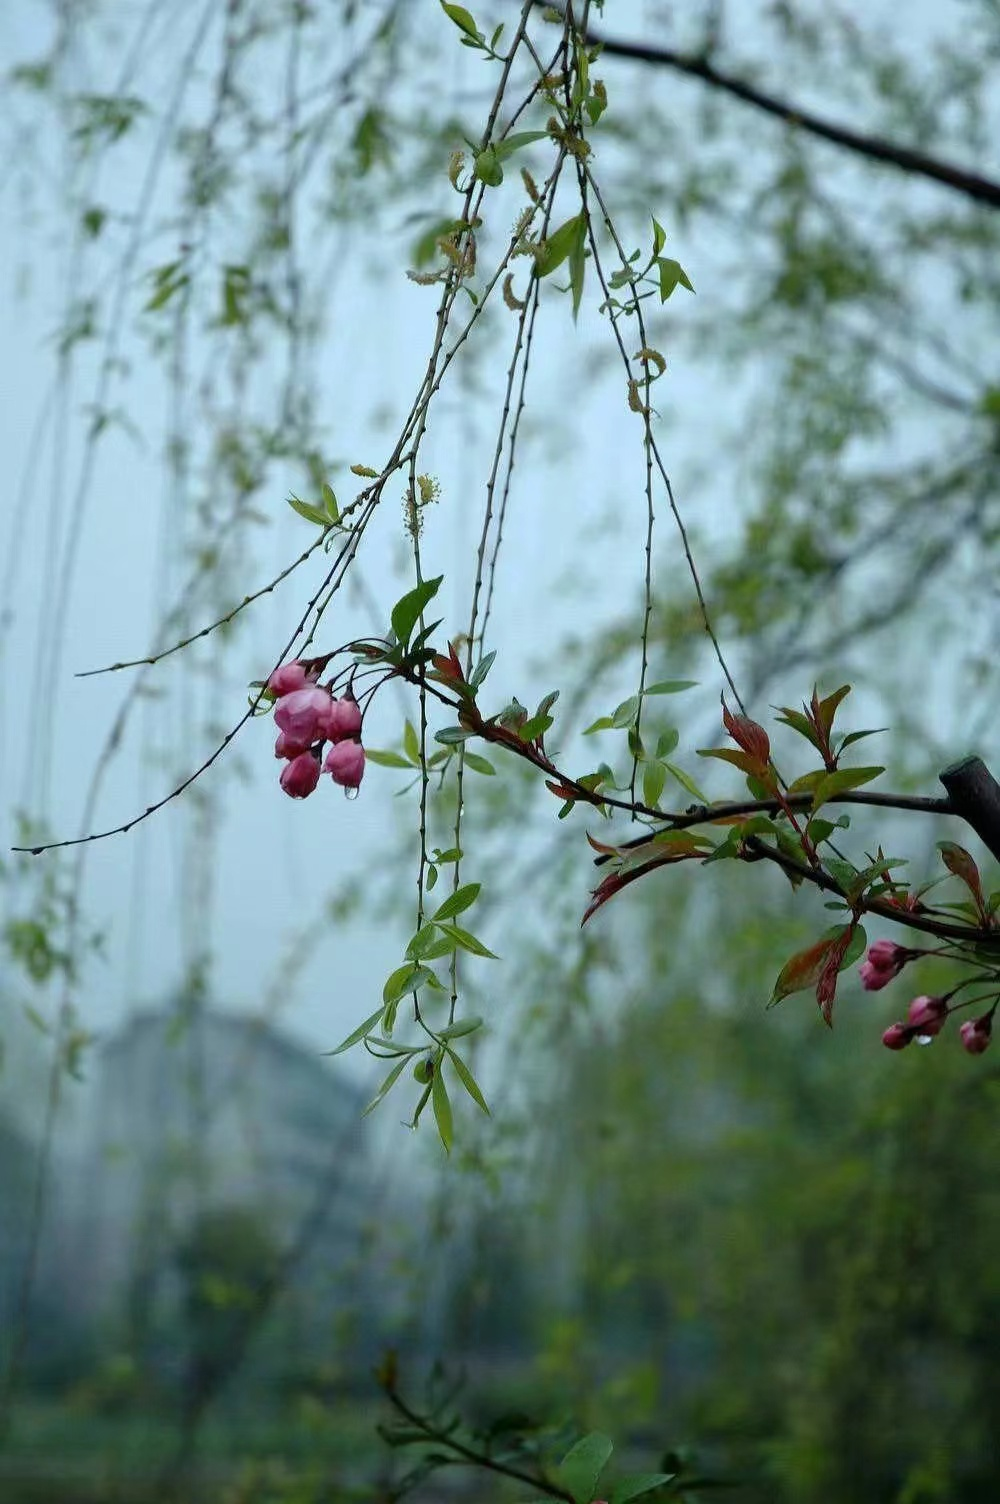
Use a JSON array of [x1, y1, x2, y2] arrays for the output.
[[54, 1005, 383, 1389]]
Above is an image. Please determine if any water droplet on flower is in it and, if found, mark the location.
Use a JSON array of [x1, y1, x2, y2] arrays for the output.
[[344, 785, 359, 801]]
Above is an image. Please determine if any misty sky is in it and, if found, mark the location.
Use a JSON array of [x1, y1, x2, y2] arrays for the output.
[[0, 0, 977, 1130]]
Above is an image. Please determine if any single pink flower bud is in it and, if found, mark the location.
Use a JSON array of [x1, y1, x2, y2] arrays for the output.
[[960, 1015, 992, 1055], [882, 1022, 912, 1050], [906, 995, 948, 1037], [275, 730, 310, 760], [324, 739, 365, 788], [323, 695, 363, 742], [279, 751, 320, 799], [274, 685, 332, 746], [267, 660, 310, 697], [859, 940, 909, 991]]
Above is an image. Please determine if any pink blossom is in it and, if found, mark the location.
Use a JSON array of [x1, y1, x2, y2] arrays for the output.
[[268, 660, 310, 697], [324, 739, 365, 788], [323, 695, 363, 742], [859, 940, 910, 991], [906, 995, 948, 1037], [882, 1022, 912, 1051], [275, 730, 310, 760], [274, 685, 332, 747], [960, 1015, 992, 1055], [279, 752, 321, 799]]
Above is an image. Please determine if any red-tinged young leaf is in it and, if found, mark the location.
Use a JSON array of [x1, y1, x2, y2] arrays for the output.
[[815, 928, 853, 1026], [721, 698, 770, 766], [770, 932, 844, 1005], [815, 684, 852, 738], [583, 840, 710, 923], [582, 871, 627, 924], [938, 841, 986, 913], [586, 830, 624, 856], [546, 779, 579, 801], [698, 747, 764, 778]]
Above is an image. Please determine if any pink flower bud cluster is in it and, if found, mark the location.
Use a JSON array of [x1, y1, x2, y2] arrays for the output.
[[878, 991, 994, 1057], [859, 940, 911, 991], [860, 942, 994, 1056], [267, 661, 365, 799]]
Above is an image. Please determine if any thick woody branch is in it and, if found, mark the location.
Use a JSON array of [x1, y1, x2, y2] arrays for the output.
[[939, 757, 1000, 865]]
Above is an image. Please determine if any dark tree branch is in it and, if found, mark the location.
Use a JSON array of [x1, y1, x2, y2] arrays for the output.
[[939, 757, 1000, 866], [741, 837, 999, 945], [543, 6, 1000, 212]]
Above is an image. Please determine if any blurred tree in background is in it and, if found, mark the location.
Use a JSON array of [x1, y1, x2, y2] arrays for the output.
[[1, 2, 999, 1501]]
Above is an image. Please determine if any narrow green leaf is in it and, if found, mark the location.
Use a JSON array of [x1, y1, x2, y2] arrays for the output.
[[435, 922, 498, 959], [645, 679, 697, 695], [811, 765, 885, 811], [417, 933, 457, 961], [435, 725, 475, 745], [642, 760, 666, 808], [664, 761, 708, 802], [403, 718, 420, 765], [391, 575, 443, 648], [365, 749, 412, 769], [448, 1048, 490, 1114], [651, 216, 667, 255], [362, 1056, 409, 1116], [493, 129, 548, 161], [325, 1006, 382, 1055], [287, 494, 328, 526], [463, 752, 495, 775], [583, 715, 615, 735], [569, 218, 587, 320], [432, 1066, 454, 1151], [775, 707, 824, 752], [612, 694, 640, 728], [439, 1016, 483, 1040], [656, 727, 679, 758], [439, 1, 481, 41], [321, 483, 339, 523], [837, 727, 887, 752], [382, 964, 417, 1007], [432, 882, 481, 922], [406, 926, 442, 961], [519, 713, 553, 742], [469, 650, 496, 690], [536, 213, 585, 278]]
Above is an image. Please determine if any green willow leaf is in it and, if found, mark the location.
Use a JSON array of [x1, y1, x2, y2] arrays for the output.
[[432, 1066, 454, 1151], [447, 1047, 490, 1113]]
